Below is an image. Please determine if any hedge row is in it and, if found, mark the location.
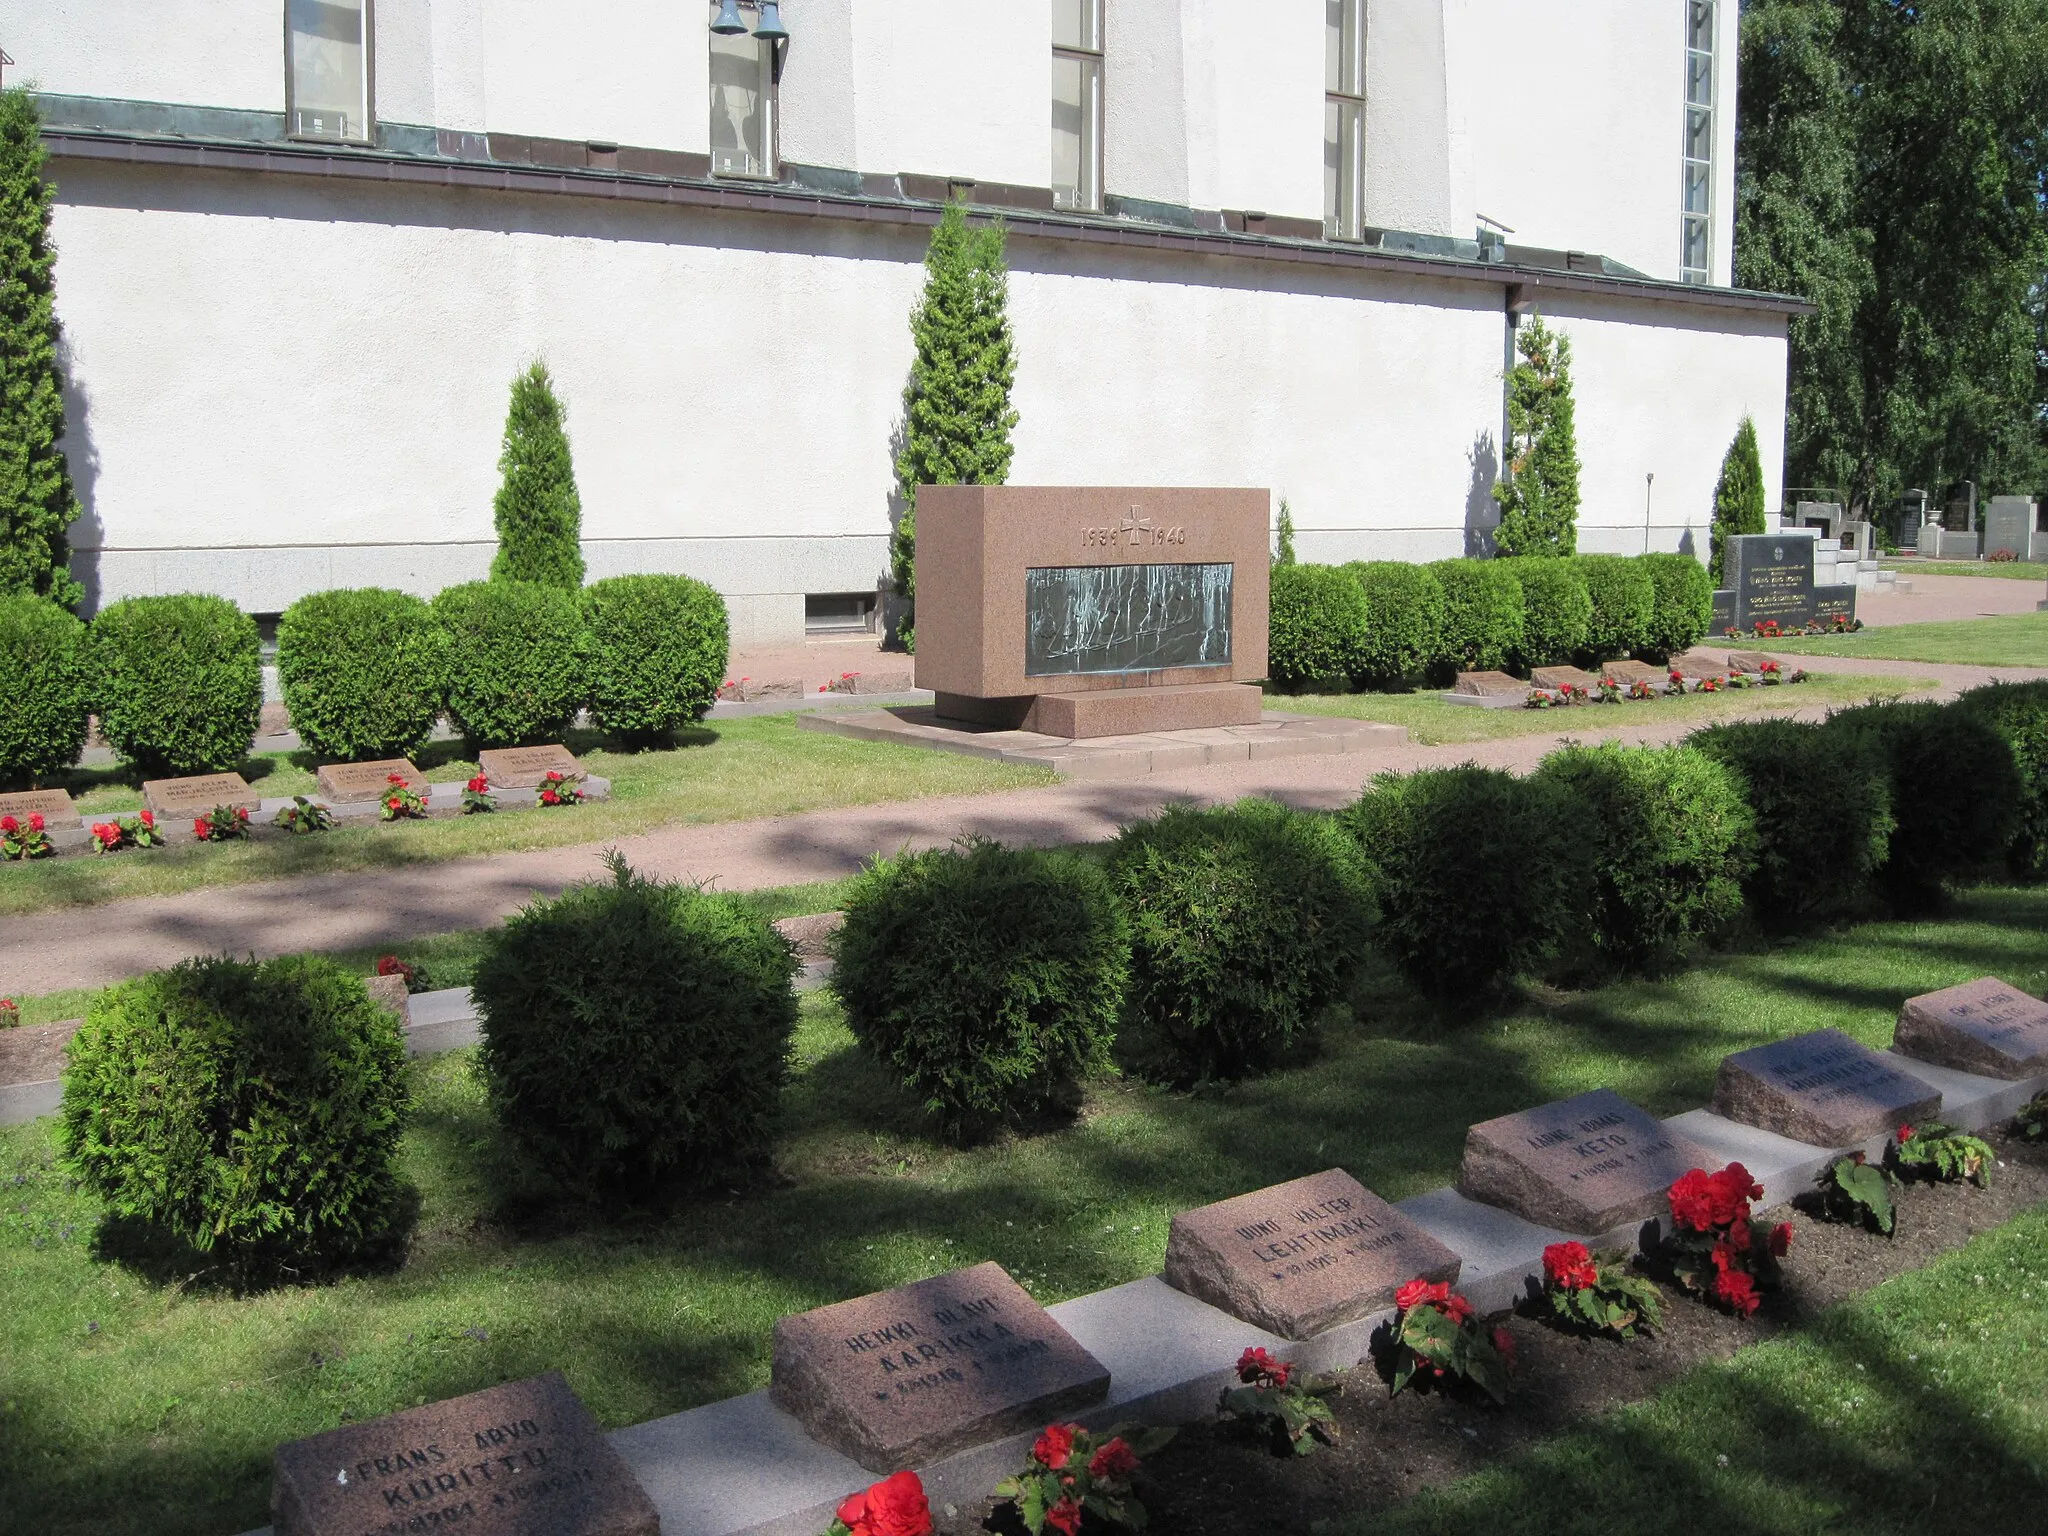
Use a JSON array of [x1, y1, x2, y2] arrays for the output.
[[1269, 552, 1713, 689], [0, 576, 730, 785]]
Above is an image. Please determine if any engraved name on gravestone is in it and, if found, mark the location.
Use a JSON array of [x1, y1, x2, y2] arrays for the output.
[[1983, 497, 2034, 560], [1895, 977, 2048, 1080], [1813, 585, 1858, 626], [315, 758, 428, 804], [478, 745, 586, 791], [770, 1260, 1109, 1472], [1024, 562, 1233, 677], [0, 788, 77, 824], [1726, 534, 1817, 630], [143, 772, 261, 817], [1712, 1028, 1940, 1147], [1459, 1089, 1715, 1234], [1162, 1169, 1461, 1340], [270, 1370, 657, 1536]]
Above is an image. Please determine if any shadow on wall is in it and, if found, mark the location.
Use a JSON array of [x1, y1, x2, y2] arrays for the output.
[[1464, 429, 1499, 557], [1678, 525, 1698, 559], [880, 386, 911, 646], [56, 328, 102, 613]]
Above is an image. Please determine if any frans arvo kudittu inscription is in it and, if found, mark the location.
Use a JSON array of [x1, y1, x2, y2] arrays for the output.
[[1459, 1088, 1715, 1234], [769, 1260, 1109, 1471], [1024, 562, 1233, 677]]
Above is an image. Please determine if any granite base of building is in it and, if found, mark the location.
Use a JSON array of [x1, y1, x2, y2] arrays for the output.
[[797, 707, 1403, 780], [932, 682, 1264, 737]]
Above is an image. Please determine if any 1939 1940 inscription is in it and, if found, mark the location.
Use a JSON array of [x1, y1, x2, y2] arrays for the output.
[[769, 1261, 1109, 1472], [1458, 1088, 1715, 1235]]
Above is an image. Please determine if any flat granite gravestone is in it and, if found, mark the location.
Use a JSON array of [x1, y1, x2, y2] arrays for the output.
[[1669, 649, 1731, 682], [770, 1260, 1109, 1472], [365, 973, 413, 1028], [1459, 1088, 1716, 1234], [1452, 670, 1528, 698], [1895, 977, 2048, 1080], [1712, 1028, 1940, 1146], [0, 787, 77, 824], [1725, 650, 1776, 673], [1162, 1168, 1461, 1339], [316, 758, 428, 803], [1530, 665, 1600, 692], [142, 772, 261, 817], [1596, 659, 1665, 685], [271, 1369, 656, 1536], [478, 745, 586, 791]]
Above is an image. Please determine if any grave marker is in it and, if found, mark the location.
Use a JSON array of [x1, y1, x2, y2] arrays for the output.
[[1669, 649, 1731, 682], [1530, 666, 1600, 692], [143, 772, 261, 817], [316, 758, 428, 804], [770, 1260, 1109, 1472], [1451, 670, 1527, 698], [478, 745, 586, 791], [1725, 533, 1818, 630], [1458, 1088, 1714, 1234], [0, 788, 77, 824], [270, 1370, 656, 1536], [1712, 1028, 1939, 1146], [1894, 977, 2048, 1080], [1162, 1168, 1460, 1339], [1596, 660, 1665, 685]]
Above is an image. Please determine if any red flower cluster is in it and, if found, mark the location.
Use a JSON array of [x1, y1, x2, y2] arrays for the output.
[[1235, 1345, 1292, 1389], [375, 954, 417, 986], [1395, 1277, 1473, 1324], [1491, 1326, 1517, 1370], [466, 774, 490, 794], [1669, 1163, 1762, 1233], [1542, 1241, 1599, 1292], [537, 769, 581, 807], [0, 812, 44, 833], [834, 1470, 931, 1536], [1088, 1438, 1139, 1479], [1667, 1162, 1792, 1317], [1031, 1423, 1076, 1470], [1896, 1123, 1914, 1144], [91, 820, 123, 852]]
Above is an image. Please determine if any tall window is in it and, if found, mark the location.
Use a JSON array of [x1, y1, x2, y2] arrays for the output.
[[1053, 0, 1103, 212], [286, 0, 372, 143], [1680, 1, 1715, 283], [1324, 0, 1365, 240], [711, 3, 777, 179]]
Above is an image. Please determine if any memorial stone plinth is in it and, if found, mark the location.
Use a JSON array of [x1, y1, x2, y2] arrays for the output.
[[1458, 1089, 1714, 1234], [316, 758, 428, 803], [1895, 978, 2048, 1080], [1712, 1028, 1939, 1146], [771, 1261, 1109, 1472], [479, 745, 587, 791], [1163, 1168, 1460, 1339], [270, 1370, 657, 1536], [0, 788, 77, 824], [143, 772, 261, 818]]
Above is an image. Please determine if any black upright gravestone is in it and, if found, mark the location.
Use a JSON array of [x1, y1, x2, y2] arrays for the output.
[[1726, 534, 1818, 628]]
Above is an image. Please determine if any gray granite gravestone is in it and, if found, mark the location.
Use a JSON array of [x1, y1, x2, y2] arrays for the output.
[[1162, 1168, 1461, 1339], [1983, 497, 2035, 561], [1894, 978, 2048, 1080], [1712, 1028, 1939, 1146], [1459, 1088, 1715, 1234], [0, 787, 77, 824], [770, 1261, 1109, 1472]]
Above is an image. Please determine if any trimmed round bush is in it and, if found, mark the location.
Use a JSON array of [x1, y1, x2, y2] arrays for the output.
[[1345, 560, 1445, 688], [1690, 718, 1893, 931], [60, 954, 412, 1274], [1571, 554, 1655, 663], [276, 587, 449, 761], [1952, 680, 2048, 882], [0, 594, 89, 788], [1343, 766, 1574, 1006], [1534, 742, 1753, 974], [1268, 563, 1369, 687], [473, 854, 799, 1199], [1427, 559, 1525, 677], [582, 574, 729, 741], [1108, 800, 1372, 1082], [830, 839, 1127, 1140], [1510, 557, 1593, 669], [1639, 552, 1714, 658], [86, 593, 262, 775], [1825, 701, 2022, 911], [432, 579, 589, 747]]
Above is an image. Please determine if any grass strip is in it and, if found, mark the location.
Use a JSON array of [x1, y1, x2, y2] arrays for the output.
[[1766, 613, 2048, 668]]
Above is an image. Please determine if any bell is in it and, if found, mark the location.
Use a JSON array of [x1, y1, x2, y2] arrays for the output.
[[711, 0, 748, 35], [754, 0, 790, 42]]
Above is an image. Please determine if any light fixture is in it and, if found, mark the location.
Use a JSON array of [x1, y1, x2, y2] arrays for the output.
[[711, 0, 748, 35], [754, 1, 790, 42]]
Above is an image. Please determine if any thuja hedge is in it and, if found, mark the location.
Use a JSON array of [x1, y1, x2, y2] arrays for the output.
[[87, 593, 265, 775], [277, 587, 449, 760], [0, 593, 88, 787]]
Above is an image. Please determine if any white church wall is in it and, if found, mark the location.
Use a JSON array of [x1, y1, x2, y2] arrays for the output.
[[2, 0, 281, 112], [479, 0, 706, 155]]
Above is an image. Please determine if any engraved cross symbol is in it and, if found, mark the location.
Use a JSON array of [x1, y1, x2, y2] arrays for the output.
[[1119, 506, 1153, 537]]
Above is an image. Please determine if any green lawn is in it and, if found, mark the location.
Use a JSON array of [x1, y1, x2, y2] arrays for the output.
[[1340, 1209, 2048, 1535], [1886, 558, 2048, 581], [1271, 672, 1932, 744], [0, 714, 1051, 917], [7, 887, 2048, 1535], [1767, 613, 2048, 669]]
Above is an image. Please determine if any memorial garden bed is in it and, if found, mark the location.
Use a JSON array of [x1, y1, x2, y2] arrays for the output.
[[4, 886, 2048, 1536], [1765, 612, 2048, 668]]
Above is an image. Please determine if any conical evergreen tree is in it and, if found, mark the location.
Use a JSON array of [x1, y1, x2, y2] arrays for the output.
[[890, 201, 1018, 644], [489, 361, 584, 590], [1709, 416, 1768, 585], [1491, 314, 1582, 558], [0, 89, 82, 609]]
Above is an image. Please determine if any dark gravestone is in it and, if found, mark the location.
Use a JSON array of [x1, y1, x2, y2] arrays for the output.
[[316, 758, 428, 804], [1710, 589, 1736, 635], [1895, 977, 2048, 1080], [1024, 562, 1233, 677], [1813, 586, 1858, 626], [1458, 1088, 1714, 1234], [1162, 1168, 1461, 1339], [770, 1261, 1109, 1472], [271, 1370, 656, 1536], [478, 745, 586, 791], [1713, 1028, 1940, 1146], [1725, 534, 1816, 630]]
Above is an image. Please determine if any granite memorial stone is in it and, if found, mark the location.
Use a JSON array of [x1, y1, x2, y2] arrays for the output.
[[1895, 977, 2048, 1080], [1452, 670, 1528, 698], [316, 758, 428, 803], [1669, 649, 1730, 682], [1725, 533, 1817, 630], [0, 788, 77, 824], [1458, 1088, 1715, 1234], [143, 772, 261, 817], [1163, 1168, 1461, 1339], [1710, 589, 1736, 635], [1983, 497, 2034, 561], [770, 1261, 1109, 1472], [1531, 666, 1601, 692], [479, 745, 586, 791], [270, 1370, 657, 1536], [1712, 1028, 1939, 1146], [1597, 660, 1665, 685], [1813, 586, 1857, 626]]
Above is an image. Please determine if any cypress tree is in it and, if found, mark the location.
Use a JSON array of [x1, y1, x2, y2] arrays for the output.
[[0, 88, 83, 609], [1274, 498, 1297, 566], [489, 361, 584, 590], [1710, 415, 1769, 585], [890, 200, 1018, 646], [1491, 314, 1583, 558]]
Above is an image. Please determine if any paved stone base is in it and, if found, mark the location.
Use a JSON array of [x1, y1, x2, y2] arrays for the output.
[[797, 707, 1403, 780]]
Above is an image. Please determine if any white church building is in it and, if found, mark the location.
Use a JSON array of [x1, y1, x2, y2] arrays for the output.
[[10, 1, 1797, 646]]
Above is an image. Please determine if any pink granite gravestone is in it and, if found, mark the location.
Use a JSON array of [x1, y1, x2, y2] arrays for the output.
[[1894, 978, 2048, 1080], [1459, 1089, 1715, 1234], [1712, 1028, 1939, 1146]]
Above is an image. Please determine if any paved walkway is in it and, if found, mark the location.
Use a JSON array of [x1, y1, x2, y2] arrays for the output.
[[6, 651, 2045, 998]]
